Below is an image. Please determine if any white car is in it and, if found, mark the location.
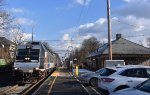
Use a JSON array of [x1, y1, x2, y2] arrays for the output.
[[78, 68, 105, 86], [110, 79, 150, 95], [79, 67, 118, 87], [98, 65, 150, 94]]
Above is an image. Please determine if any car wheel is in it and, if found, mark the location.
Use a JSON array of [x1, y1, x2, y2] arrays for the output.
[[90, 78, 98, 87]]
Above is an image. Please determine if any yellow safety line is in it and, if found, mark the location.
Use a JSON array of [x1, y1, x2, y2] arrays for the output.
[[51, 72, 59, 76], [47, 73, 58, 95]]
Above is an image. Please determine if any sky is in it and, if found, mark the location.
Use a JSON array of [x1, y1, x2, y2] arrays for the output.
[[5, 0, 150, 57]]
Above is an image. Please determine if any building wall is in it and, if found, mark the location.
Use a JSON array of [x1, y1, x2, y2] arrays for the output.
[[87, 54, 150, 70]]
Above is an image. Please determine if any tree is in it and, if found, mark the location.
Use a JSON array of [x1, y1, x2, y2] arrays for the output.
[[73, 36, 103, 66], [9, 25, 27, 45], [0, 0, 28, 45], [81, 37, 102, 53], [0, 0, 12, 35]]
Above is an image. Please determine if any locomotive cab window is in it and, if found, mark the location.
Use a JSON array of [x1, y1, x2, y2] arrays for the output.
[[16, 49, 40, 62]]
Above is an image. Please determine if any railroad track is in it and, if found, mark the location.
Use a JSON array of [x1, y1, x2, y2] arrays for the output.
[[21, 69, 55, 95], [0, 77, 49, 95], [0, 85, 18, 95], [1, 69, 55, 95], [1, 84, 32, 95]]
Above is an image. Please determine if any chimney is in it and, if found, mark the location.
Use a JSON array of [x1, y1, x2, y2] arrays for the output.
[[116, 34, 122, 40]]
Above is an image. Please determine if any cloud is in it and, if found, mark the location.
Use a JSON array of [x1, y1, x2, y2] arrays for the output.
[[123, 0, 131, 2], [15, 18, 35, 26], [74, 0, 91, 6], [58, 0, 150, 54], [62, 15, 150, 47], [113, 0, 150, 19], [10, 8, 24, 14], [62, 33, 70, 41]]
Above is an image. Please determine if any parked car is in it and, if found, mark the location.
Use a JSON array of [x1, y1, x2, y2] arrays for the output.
[[110, 79, 150, 95], [98, 65, 150, 94], [78, 67, 117, 87]]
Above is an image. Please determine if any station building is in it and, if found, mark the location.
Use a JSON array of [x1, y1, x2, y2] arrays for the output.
[[86, 34, 150, 70]]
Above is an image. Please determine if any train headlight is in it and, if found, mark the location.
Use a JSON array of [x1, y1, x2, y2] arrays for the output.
[[35, 68, 39, 70], [14, 68, 18, 70], [25, 57, 30, 60]]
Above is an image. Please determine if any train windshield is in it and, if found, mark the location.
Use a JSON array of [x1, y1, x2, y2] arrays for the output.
[[16, 49, 40, 62]]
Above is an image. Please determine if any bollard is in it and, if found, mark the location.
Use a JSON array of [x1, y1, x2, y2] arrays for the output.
[[76, 65, 78, 76]]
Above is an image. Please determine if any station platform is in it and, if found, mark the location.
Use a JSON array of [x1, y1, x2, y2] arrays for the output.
[[33, 67, 96, 95]]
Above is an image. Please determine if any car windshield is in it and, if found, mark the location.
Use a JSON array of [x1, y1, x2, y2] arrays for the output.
[[95, 68, 104, 73], [100, 68, 116, 76], [136, 79, 150, 93], [146, 68, 150, 78]]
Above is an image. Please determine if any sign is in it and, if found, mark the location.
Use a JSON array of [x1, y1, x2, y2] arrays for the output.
[[0, 59, 6, 66]]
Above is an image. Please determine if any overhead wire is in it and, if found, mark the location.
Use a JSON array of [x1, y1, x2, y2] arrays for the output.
[[112, 18, 150, 38], [77, 0, 100, 37]]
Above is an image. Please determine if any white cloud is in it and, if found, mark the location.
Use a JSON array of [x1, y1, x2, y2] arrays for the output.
[[74, 0, 91, 6], [58, 0, 150, 53], [124, 0, 131, 2], [11, 8, 24, 13], [113, 0, 150, 19], [15, 18, 35, 26], [62, 15, 150, 47], [62, 33, 70, 41]]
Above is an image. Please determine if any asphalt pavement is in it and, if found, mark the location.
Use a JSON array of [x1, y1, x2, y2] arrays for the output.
[[33, 67, 102, 95]]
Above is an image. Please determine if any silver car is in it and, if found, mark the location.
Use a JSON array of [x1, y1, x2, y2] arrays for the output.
[[110, 79, 150, 95], [78, 68, 105, 87]]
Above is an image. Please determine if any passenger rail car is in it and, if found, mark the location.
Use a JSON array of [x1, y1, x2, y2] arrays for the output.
[[13, 41, 57, 82]]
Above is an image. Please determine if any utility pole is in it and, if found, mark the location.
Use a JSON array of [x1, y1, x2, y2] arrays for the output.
[[107, 0, 112, 60]]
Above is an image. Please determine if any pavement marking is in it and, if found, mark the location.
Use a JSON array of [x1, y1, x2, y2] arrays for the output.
[[74, 76, 91, 95], [69, 72, 91, 95], [90, 86, 103, 95], [70, 72, 102, 95], [48, 80, 52, 85], [47, 75, 58, 95]]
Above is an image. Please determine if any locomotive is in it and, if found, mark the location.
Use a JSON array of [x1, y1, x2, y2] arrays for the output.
[[13, 41, 58, 82]]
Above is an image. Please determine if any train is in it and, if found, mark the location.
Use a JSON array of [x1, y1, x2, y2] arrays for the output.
[[13, 41, 60, 82]]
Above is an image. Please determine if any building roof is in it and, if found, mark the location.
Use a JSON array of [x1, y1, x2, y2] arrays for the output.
[[0, 37, 14, 47], [87, 34, 150, 58], [103, 38, 150, 54]]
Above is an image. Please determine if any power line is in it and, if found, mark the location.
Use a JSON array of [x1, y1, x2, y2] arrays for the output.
[[82, 0, 94, 22], [112, 18, 150, 38], [76, 5, 85, 27], [113, 18, 150, 32], [124, 33, 150, 38]]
